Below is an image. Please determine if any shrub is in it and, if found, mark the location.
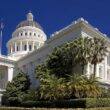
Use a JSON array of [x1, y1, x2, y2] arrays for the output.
[[85, 98, 110, 108], [54, 99, 85, 108], [21, 98, 110, 108], [22, 100, 53, 108]]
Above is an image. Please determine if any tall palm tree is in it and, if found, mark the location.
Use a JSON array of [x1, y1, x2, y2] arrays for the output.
[[72, 37, 92, 74], [90, 37, 108, 77]]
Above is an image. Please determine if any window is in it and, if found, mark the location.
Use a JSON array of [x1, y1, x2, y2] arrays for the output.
[[29, 32, 32, 36], [29, 45, 32, 51], [17, 46, 19, 51], [99, 66, 103, 78], [34, 46, 37, 49], [0, 73, 3, 79], [107, 69, 110, 80], [38, 34, 40, 37], [24, 45, 27, 51], [21, 33, 23, 36], [34, 33, 36, 36], [25, 32, 27, 36], [89, 64, 93, 74]]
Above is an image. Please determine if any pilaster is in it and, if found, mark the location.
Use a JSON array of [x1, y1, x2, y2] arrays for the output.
[[8, 67, 14, 82]]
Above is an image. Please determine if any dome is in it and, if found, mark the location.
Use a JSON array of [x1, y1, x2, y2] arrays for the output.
[[7, 11, 47, 60], [16, 20, 43, 29], [16, 11, 43, 30]]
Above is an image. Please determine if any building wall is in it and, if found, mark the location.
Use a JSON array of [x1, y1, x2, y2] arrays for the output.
[[15, 20, 110, 87], [16, 25, 82, 87]]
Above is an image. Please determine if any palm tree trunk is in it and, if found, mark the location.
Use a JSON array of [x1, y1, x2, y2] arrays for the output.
[[93, 64, 96, 78], [82, 65, 84, 75]]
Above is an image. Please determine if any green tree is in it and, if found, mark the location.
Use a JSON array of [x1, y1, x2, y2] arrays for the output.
[[72, 37, 92, 74], [90, 37, 108, 77], [2, 72, 30, 106], [67, 74, 85, 98], [47, 37, 92, 76], [36, 64, 67, 101], [67, 74, 102, 98], [82, 75, 102, 98], [47, 46, 72, 77]]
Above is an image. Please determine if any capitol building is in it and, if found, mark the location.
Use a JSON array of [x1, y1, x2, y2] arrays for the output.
[[0, 11, 110, 103]]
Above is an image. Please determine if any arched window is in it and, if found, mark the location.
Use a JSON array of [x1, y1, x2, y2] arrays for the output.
[[21, 33, 23, 36], [24, 45, 27, 51], [34, 33, 36, 36], [25, 32, 27, 36]]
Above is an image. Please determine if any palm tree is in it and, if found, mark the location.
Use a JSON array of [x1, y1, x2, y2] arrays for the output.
[[90, 37, 108, 77], [72, 37, 92, 74], [67, 74, 102, 98], [82, 75, 102, 98], [38, 71, 67, 101], [67, 74, 85, 98]]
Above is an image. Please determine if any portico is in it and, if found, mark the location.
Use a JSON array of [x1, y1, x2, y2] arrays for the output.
[[0, 55, 15, 105]]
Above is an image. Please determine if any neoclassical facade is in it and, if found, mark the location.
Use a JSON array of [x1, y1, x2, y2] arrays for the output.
[[0, 12, 110, 104]]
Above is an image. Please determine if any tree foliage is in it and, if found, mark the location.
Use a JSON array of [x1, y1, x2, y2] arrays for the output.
[[47, 37, 107, 77], [36, 64, 67, 101], [67, 74, 102, 98], [35, 36, 107, 101], [2, 72, 31, 106], [90, 37, 108, 77]]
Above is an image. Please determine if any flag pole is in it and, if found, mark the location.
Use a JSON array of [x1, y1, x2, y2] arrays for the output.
[[0, 19, 4, 55]]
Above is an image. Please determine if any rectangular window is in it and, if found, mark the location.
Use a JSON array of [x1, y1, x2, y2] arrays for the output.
[[107, 69, 110, 80], [99, 66, 103, 78], [29, 45, 32, 51]]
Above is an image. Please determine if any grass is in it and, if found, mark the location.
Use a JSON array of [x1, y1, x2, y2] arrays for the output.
[[0, 107, 110, 110]]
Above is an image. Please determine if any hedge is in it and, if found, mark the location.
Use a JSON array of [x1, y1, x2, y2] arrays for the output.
[[21, 98, 110, 108], [85, 98, 110, 108], [22, 101, 53, 108]]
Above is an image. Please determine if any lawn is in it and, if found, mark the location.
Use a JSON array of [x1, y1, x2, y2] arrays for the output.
[[0, 107, 110, 110]]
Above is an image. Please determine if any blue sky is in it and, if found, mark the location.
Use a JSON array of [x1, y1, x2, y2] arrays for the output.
[[0, 0, 110, 55]]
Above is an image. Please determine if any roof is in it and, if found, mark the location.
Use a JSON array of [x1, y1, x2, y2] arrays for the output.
[[16, 20, 43, 30], [16, 11, 43, 30]]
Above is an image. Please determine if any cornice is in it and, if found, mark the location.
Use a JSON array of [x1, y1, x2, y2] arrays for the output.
[[0, 55, 16, 64]]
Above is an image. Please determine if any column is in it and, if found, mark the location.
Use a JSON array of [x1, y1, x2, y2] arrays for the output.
[[8, 67, 14, 82], [32, 41, 34, 50], [20, 41, 22, 51], [86, 63, 90, 75], [15, 42, 17, 52], [39, 43, 40, 47], [26, 41, 29, 51], [10, 45, 12, 53], [0, 93, 3, 105]]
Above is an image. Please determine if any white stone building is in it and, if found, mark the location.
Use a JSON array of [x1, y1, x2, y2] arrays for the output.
[[0, 12, 110, 103]]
